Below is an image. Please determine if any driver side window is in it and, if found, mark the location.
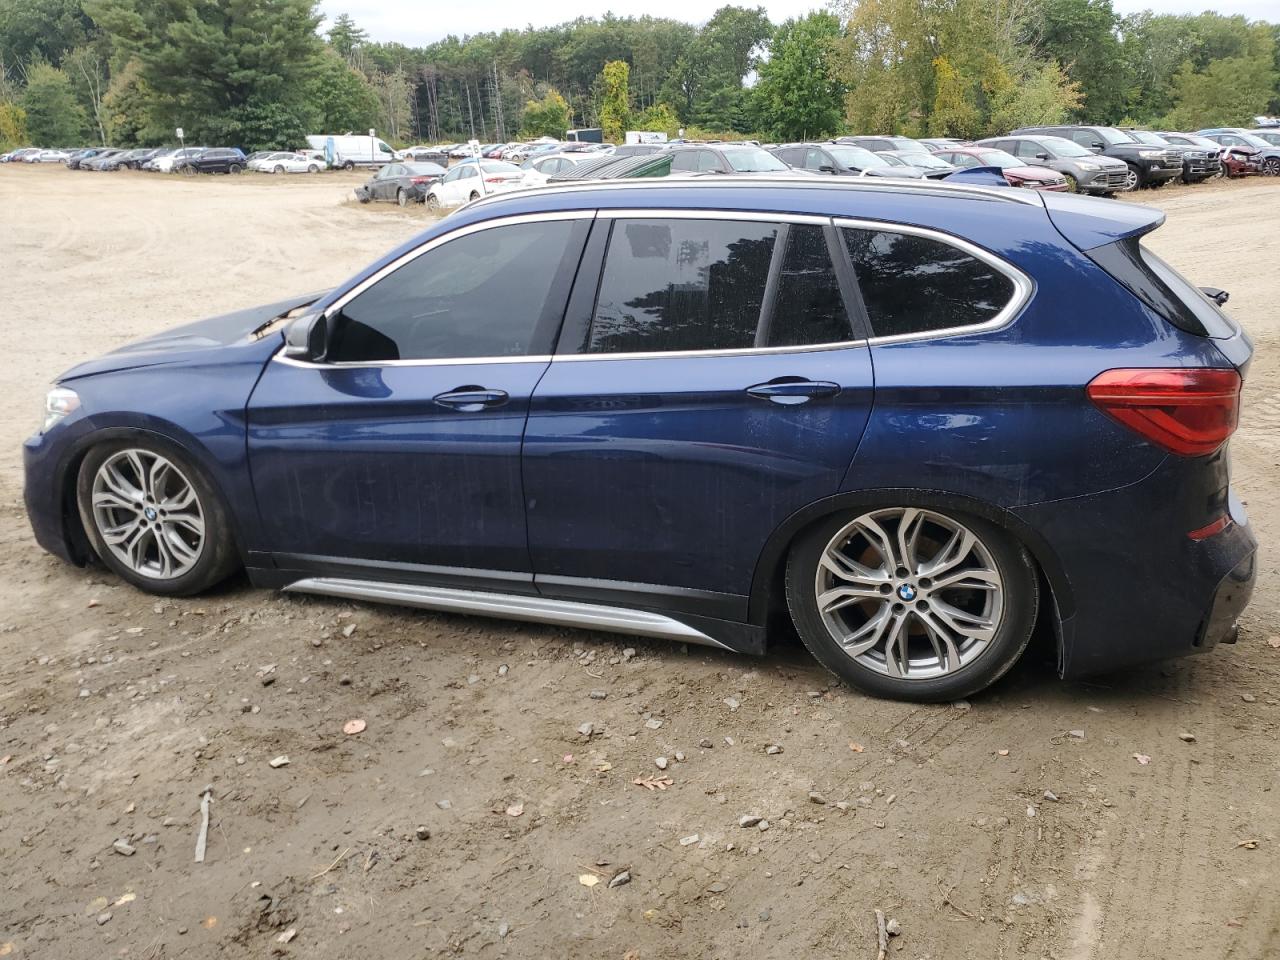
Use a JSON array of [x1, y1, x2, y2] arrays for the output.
[[325, 220, 586, 363]]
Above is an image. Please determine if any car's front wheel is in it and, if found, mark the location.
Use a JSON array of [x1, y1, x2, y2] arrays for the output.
[[76, 439, 240, 596], [426, 193, 441, 212], [1122, 165, 1140, 191], [785, 507, 1038, 702], [1263, 157, 1280, 176]]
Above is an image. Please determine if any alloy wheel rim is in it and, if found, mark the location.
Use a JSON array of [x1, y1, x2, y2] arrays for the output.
[[91, 449, 205, 580], [1123, 169, 1138, 190], [813, 508, 1003, 680]]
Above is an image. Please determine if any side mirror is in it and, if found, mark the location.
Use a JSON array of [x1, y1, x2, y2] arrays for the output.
[[819, 164, 836, 173], [1090, 142, 1105, 151], [1199, 286, 1229, 306], [284, 312, 329, 361], [1035, 152, 1050, 160]]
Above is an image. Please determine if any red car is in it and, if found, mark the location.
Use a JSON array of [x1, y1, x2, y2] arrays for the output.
[[930, 146, 1070, 190]]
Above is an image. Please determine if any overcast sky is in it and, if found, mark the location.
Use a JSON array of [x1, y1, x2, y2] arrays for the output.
[[317, 1, 1275, 49]]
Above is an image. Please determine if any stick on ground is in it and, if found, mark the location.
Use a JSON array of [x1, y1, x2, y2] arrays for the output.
[[875, 908, 888, 960], [194, 789, 212, 863]]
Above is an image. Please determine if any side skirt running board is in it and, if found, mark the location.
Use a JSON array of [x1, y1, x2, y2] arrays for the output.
[[283, 577, 734, 650]]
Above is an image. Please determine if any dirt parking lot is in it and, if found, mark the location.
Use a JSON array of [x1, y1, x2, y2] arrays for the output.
[[0, 166, 1277, 960]]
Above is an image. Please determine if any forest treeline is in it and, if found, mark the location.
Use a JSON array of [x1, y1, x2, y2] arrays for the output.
[[0, 0, 1276, 151]]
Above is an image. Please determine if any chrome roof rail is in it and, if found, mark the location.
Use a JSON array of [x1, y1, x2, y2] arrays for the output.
[[464, 174, 1044, 212]]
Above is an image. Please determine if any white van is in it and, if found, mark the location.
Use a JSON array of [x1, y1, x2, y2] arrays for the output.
[[305, 134, 402, 170]]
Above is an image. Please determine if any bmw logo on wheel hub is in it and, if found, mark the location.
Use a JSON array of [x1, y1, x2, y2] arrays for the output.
[[897, 583, 917, 602]]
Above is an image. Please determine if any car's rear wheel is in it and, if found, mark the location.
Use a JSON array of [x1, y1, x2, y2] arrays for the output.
[[274, 165, 285, 174], [426, 193, 441, 212], [180, 164, 196, 176], [343, 160, 355, 171], [229, 164, 242, 174], [397, 188, 408, 207], [76, 439, 240, 596], [785, 507, 1038, 702], [308, 164, 320, 173], [469, 191, 480, 202]]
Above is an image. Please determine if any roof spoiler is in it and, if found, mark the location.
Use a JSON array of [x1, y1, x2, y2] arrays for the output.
[[941, 166, 1010, 188], [1040, 192, 1166, 251]]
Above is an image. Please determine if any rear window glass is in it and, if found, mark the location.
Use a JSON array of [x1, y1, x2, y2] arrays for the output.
[[842, 228, 1017, 339], [589, 219, 777, 353], [1086, 238, 1238, 339]]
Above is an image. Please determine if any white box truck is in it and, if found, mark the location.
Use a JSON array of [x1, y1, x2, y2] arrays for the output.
[[305, 134, 402, 170]]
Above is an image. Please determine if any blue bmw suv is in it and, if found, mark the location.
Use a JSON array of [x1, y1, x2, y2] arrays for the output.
[[23, 178, 1256, 701]]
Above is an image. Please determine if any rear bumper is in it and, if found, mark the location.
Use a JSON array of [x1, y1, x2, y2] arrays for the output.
[[1014, 450, 1256, 678]]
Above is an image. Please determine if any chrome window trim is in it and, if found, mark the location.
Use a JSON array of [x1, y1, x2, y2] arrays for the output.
[[833, 216, 1034, 346], [272, 210, 594, 370], [557, 209, 864, 362]]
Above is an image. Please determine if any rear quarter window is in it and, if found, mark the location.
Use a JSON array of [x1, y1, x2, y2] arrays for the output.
[[841, 228, 1018, 339]]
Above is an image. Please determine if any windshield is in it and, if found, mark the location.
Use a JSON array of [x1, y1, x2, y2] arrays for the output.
[[723, 147, 788, 172], [1041, 137, 1091, 157], [974, 149, 1021, 168], [1127, 131, 1168, 145], [893, 151, 952, 169], [1096, 127, 1135, 145], [828, 145, 888, 168], [1252, 131, 1280, 145], [480, 161, 522, 174]]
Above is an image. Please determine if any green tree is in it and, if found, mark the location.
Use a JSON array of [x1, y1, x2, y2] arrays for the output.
[[520, 87, 570, 138], [752, 12, 845, 140], [86, 0, 324, 145], [598, 59, 631, 142], [0, 0, 94, 67], [308, 48, 379, 133], [102, 57, 165, 145], [988, 59, 1083, 133], [1027, 0, 1127, 123], [665, 5, 772, 130], [1164, 54, 1278, 130], [634, 101, 680, 135], [21, 61, 87, 144], [326, 12, 368, 61], [0, 100, 28, 150]]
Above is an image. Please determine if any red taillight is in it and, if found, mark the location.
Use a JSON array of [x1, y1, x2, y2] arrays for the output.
[[484, 176, 508, 183], [1087, 368, 1241, 457], [1188, 514, 1232, 541], [410, 176, 429, 184]]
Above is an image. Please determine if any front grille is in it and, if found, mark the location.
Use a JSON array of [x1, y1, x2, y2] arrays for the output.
[[1102, 169, 1129, 188]]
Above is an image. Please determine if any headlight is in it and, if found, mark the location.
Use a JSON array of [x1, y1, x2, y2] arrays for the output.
[[1076, 161, 1099, 170], [43, 386, 80, 432], [1137, 150, 1161, 159]]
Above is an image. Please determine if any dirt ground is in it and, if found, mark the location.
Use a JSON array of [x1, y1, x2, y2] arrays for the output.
[[0, 166, 1277, 960]]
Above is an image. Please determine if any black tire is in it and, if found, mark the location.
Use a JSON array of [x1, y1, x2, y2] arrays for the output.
[[76, 436, 240, 597], [343, 160, 355, 171], [308, 164, 320, 173], [784, 507, 1039, 702], [180, 164, 196, 176], [229, 164, 242, 174], [426, 193, 441, 212], [1264, 157, 1280, 177], [357, 190, 370, 204], [396, 188, 408, 207], [274, 165, 285, 175], [1122, 164, 1142, 191], [1062, 172, 1078, 193], [469, 190, 480, 202]]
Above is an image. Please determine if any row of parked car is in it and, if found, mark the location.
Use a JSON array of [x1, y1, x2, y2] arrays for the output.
[[356, 124, 1279, 211], [0, 145, 332, 175]]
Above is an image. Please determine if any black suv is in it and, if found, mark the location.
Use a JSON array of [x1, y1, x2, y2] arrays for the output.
[[1011, 125, 1182, 190], [174, 148, 247, 175], [1121, 129, 1220, 184]]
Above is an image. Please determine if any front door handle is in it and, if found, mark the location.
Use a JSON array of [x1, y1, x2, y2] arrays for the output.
[[746, 378, 841, 406], [433, 386, 509, 412]]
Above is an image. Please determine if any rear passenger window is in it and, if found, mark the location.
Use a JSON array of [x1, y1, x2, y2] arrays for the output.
[[767, 225, 851, 347], [589, 219, 777, 354], [842, 228, 1016, 339]]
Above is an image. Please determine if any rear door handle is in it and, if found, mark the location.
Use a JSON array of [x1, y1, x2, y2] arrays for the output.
[[433, 386, 509, 412], [746, 378, 841, 405]]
